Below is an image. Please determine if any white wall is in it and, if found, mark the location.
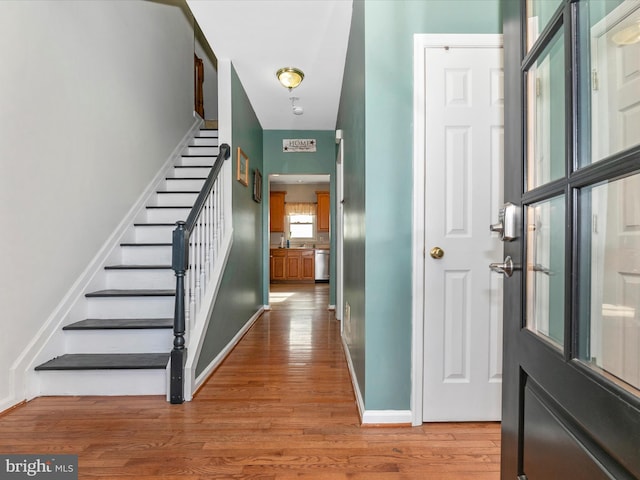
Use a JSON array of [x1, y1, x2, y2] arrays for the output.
[[0, 0, 197, 410]]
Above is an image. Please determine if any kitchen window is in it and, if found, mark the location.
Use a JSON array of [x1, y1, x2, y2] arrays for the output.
[[285, 202, 317, 240], [288, 214, 315, 239]]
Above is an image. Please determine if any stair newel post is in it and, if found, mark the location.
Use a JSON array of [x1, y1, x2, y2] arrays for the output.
[[170, 221, 189, 404]]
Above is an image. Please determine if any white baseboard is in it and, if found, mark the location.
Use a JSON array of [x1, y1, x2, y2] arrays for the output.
[[361, 409, 413, 425], [341, 336, 412, 426], [190, 306, 264, 398], [341, 336, 365, 422]]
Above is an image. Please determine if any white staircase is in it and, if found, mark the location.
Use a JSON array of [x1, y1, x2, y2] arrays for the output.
[[33, 129, 220, 397]]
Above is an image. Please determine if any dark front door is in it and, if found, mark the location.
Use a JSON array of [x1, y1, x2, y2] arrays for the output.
[[501, 1, 640, 478]]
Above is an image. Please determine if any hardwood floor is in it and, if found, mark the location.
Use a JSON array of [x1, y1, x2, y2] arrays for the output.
[[0, 283, 500, 479]]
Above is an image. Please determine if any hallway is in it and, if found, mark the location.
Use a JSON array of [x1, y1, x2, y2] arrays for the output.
[[0, 284, 500, 479]]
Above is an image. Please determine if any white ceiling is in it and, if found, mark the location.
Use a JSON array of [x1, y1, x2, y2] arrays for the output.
[[187, 0, 353, 131]]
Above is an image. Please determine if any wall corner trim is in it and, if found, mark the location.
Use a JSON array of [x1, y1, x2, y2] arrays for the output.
[[361, 410, 413, 426]]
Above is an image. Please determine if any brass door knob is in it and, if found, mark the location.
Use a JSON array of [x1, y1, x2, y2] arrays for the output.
[[430, 247, 444, 259]]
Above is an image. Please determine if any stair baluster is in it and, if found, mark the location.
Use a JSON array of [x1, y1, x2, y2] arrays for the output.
[[170, 142, 230, 403]]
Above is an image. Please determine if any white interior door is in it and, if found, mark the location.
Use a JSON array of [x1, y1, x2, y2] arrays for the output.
[[421, 41, 504, 422], [591, 1, 640, 390], [591, 1, 640, 163]]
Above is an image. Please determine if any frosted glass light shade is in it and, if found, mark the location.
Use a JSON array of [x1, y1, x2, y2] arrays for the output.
[[276, 67, 304, 90]]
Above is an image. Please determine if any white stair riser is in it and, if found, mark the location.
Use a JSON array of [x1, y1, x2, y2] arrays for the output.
[[163, 178, 206, 191], [170, 166, 211, 178], [87, 296, 174, 318], [105, 269, 174, 290], [152, 192, 198, 206], [135, 225, 175, 243], [184, 146, 219, 156], [197, 130, 218, 138], [64, 329, 172, 353], [36, 370, 166, 396], [144, 208, 190, 223], [190, 137, 218, 146], [178, 156, 215, 167], [121, 244, 172, 264]]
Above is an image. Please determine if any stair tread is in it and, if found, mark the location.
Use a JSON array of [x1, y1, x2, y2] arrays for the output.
[[86, 289, 175, 297], [134, 223, 176, 227], [175, 164, 212, 167], [35, 353, 169, 371], [63, 318, 173, 330], [120, 242, 171, 247], [105, 264, 171, 270], [146, 205, 192, 209], [165, 177, 207, 180], [156, 191, 200, 194]]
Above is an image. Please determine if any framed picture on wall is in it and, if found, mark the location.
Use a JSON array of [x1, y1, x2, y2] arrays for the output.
[[236, 147, 249, 186], [253, 168, 262, 203]]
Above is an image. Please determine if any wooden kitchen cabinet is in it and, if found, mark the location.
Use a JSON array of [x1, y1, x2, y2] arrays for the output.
[[285, 250, 301, 280], [301, 250, 315, 281], [270, 191, 286, 232], [316, 191, 330, 232], [270, 248, 315, 283], [270, 249, 287, 281]]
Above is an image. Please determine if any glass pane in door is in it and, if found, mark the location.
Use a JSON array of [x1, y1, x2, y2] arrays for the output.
[[581, 0, 640, 165], [526, 196, 566, 348], [579, 172, 640, 397], [526, 30, 566, 190], [526, 0, 564, 51]]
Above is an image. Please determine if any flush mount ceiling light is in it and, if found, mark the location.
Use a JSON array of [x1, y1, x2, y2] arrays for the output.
[[276, 67, 304, 90]]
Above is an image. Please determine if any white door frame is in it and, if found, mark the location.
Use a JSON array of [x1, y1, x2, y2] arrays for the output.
[[411, 33, 504, 426]]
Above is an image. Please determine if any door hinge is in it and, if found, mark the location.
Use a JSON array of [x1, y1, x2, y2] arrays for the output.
[[592, 69, 599, 91], [535, 78, 541, 97]]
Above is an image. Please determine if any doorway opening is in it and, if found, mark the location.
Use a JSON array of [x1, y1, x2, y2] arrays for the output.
[[268, 174, 331, 293]]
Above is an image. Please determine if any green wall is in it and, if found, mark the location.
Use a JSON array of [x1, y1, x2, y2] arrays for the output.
[[338, 0, 502, 411], [196, 65, 264, 376], [336, 0, 367, 402], [261, 130, 337, 305]]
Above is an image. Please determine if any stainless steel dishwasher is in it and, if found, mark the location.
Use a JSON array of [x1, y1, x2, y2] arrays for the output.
[[314, 249, 330, 281]]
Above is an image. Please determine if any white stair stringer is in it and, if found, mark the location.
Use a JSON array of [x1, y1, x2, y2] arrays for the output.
[[25, 126, 227, 399]]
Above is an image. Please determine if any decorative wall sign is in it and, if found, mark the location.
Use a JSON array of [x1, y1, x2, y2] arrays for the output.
[[236, 147, 249, 186], [282, 138, 316, 152]]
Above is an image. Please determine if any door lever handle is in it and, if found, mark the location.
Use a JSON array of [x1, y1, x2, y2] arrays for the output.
[[489, 256, 518, 278]]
